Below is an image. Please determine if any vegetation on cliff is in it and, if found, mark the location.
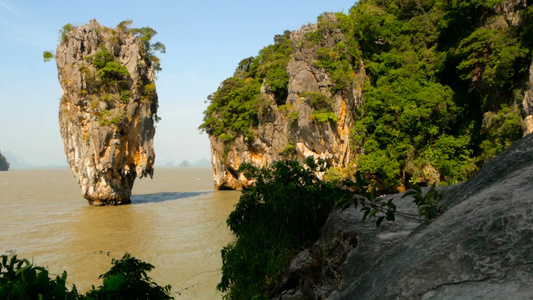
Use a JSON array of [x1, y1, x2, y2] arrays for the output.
[[345, 0, 530, 190], [45, 20, 164, 127], [201, 0, 532, 191], [199, 30, 292, 143], [0, 151, 9, 171]]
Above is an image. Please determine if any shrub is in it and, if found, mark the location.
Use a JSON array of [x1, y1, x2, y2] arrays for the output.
[[0, 253, 81, 300], [218, 158, 348, 299], [60, 23, 75, 43], [85, 47, 114, 69], [402, 183, 445, 222], [302, 92, 339, 124], [85, 253, 173, 300], [310, 110, 339, 124], [0, 252, 173, 300], [43, 51, 54, 62]]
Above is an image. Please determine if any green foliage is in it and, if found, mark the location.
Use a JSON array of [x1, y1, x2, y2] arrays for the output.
[[118, 20, 166, 73], [85, 47, 114, 69], [60, 23, 74, 43], [402, 183, 444, 222], [0, 253, 81, 300], [200, 30, 292, 146], [288, 110, 299, 124], [302, 92, 339, 124], [479, 105, 524, 162], [203, 0, 530, 190], [337, 171, 397, 227], [85, 253, 173, 300], [324, 167, 344, 183], [120, 90, 132, 103], [43, 51, 54, 62], [98, 109, 124, 126], [279, 140, 297, 158], [84, 46, 131, 97], [341, 0, 529, 189], [97, 62, 130, 86], [310, 111, 339, 124], [306, 14, 360, 93], [0, 252, 173, 300], [455, 26, 529, 104], [302, 91, 332, 110], [200, 77, 261, 141], [219, 158, 348, 299]]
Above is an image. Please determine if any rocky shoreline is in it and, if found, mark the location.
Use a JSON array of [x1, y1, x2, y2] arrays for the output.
[[278, 133, 533, 299]]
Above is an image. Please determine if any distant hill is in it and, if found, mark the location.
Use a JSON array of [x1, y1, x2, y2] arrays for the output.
[[191, 158, 211, 167], [0, 151, 9, 171], [177, 159, 211, 168]]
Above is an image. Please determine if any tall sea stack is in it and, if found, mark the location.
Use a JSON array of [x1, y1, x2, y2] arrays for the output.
[[55, 20, 161, 205]]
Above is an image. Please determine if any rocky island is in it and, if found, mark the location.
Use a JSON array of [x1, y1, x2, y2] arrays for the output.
[[54, 20, 163, 205], [0, 151, 9, 171], [202, 0, 533, 193], [207, 0, 533, 299]]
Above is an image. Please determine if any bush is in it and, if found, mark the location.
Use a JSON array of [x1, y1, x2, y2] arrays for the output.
[[0, 252, 173, 300], [218, 158, 348, 299], [85, 253, 173, 300], [43, 51, 54, 62], [0, 253, 81, 300]]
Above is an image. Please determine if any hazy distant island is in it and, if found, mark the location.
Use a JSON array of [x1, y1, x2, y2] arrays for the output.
[[0, 151, 9, 171]]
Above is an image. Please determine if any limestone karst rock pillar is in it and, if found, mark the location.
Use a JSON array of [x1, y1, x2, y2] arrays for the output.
[[205, 14, 365, 190], [55, 20, 160, 205]]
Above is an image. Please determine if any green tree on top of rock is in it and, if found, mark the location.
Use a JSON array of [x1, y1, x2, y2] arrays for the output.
[[199, 30, 293, 145]]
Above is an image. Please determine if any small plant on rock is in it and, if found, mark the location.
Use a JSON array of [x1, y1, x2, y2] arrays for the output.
[[402, 183, 444, 222], [337, 171, 397, 227]]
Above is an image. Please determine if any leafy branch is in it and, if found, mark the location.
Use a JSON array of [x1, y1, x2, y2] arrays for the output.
[[337, 171, 397, 227], [402, 183, 445, 223]]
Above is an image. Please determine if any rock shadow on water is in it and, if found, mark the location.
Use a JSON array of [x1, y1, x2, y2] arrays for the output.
[[131, 191, 210, 204]]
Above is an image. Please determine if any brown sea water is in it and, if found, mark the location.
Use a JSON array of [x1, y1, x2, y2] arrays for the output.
[[0, 168, 239, 299]]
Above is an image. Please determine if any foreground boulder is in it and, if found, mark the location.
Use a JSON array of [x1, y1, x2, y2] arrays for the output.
[[280, 133, 533, 299], [56, 20, 160, 205]]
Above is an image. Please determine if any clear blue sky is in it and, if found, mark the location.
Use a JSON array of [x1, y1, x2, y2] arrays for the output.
[[0, 0, 356, 168]]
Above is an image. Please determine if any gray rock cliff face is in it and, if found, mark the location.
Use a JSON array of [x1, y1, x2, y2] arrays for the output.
[[278, 133, 533, 299], [56, 20, 158, 205], [210, 15, 365, 189]]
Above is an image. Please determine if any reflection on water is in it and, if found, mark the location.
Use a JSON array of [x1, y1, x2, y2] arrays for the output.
[[131, 191, 210, 204], [0, 168, 240, 299]]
